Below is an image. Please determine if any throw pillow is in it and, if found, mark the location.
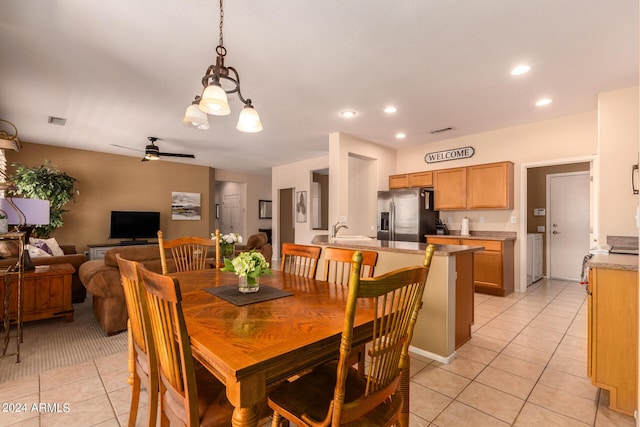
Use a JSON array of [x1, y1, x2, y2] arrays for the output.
[[31, 241, 53, 256], [28, 245, 52, 258], [30, 237, 64, 257]]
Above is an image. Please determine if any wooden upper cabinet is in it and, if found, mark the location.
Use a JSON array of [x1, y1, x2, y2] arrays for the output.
[[389, 174, 409, 189], [466, 162, 514, 209], [408, 171, 433, 187], [434, 167, 467, 210]]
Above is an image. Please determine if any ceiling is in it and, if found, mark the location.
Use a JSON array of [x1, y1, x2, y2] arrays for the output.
[[1, 1, 637, 175]]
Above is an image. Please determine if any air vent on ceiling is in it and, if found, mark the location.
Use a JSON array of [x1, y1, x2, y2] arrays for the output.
[[47, 116, 67, 126], [430, 126, 454, 135]]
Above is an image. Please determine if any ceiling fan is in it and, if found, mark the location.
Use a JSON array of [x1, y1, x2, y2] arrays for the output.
[[111, 137, 195, 161]]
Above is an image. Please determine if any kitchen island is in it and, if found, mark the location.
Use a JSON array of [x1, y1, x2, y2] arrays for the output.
[[312, 235, 483, 363], [585, 253, 638, 415]]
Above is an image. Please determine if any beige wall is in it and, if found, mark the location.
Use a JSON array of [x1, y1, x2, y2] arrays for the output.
[[7, 142, 270, 253], [597, 86, 640, 241]]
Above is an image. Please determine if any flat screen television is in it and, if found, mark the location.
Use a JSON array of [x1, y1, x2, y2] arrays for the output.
[[109, 211, 160, 242]]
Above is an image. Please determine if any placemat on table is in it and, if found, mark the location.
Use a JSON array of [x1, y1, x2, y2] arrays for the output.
[[204, 284, 293, 306]]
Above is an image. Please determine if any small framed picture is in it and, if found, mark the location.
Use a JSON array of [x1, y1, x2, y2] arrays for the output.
[[295, 191, 307, 223]]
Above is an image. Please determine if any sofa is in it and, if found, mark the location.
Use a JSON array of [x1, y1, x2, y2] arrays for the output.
[[233, 232, 273, 263], [79, 244, 215, 335], [0, 241, 89, 303]]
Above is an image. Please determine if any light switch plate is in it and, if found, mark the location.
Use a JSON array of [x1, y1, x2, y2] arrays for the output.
[[510, 215, 517, 224], [537, 225, 545, 232], [339, 215, 347, 223]]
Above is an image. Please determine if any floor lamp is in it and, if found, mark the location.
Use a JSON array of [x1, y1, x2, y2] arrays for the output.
[[0, 198, 51, 271]]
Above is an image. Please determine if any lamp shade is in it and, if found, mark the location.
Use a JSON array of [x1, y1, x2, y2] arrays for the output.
[[183, 104, 210, 130], [0, 198, 50, 226], [199, 84, 231, 116], [236, 105, 263, 133]]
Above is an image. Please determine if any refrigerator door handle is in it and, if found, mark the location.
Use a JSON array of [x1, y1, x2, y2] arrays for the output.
[[390, 201, 395, 241]]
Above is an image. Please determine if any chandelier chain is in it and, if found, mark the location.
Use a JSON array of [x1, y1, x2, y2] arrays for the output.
[[218, 0, 224, 48]]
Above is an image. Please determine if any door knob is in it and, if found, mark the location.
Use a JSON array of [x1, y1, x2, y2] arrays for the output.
[[552, 231, 560, 234]]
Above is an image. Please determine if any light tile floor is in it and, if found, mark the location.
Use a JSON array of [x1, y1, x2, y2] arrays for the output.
[[0, 279, 636, 426]]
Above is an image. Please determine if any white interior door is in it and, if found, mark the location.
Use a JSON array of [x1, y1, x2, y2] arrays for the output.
[[221, 194, 242, 236], [547, 172, 590, 280]]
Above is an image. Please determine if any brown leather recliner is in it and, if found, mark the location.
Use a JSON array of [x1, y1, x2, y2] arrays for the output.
[[234, 232, 273, 264]]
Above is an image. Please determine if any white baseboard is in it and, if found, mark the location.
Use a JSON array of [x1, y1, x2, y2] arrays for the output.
[[409, 345, 457, 365]]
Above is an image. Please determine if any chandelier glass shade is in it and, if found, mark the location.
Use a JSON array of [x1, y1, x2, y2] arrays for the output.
[[182, 97, 210, 130], [183, 0, 262, 133]]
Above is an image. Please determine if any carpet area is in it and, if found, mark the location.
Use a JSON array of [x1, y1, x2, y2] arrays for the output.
[[0, 294, 127, 383]]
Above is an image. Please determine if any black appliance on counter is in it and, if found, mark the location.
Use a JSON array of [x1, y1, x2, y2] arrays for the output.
[[377, 188, 439, 242], [435, 218, 449, 235]]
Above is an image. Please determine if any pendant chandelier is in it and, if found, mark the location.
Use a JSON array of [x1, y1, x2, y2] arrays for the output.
[[183, 0, 263, 133]]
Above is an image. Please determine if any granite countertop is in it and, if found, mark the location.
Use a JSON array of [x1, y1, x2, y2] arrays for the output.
[[426, 231, 517, 241], [312, 235, 483, 256], [587, 253, 639, 272]]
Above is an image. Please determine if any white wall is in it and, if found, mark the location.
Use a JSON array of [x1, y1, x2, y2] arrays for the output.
[[328, 132, 396, 230], [596, 86, 640, 241], [272, 155, 329, 259], [347, 154, 378, 236], [396, 111, 599, 289]]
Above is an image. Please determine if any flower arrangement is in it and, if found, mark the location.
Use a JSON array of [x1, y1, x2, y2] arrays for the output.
[[221, 250, 272, 286], [211, 232, 243, 258]]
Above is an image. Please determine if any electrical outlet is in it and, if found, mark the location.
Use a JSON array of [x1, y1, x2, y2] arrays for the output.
[[479, 216, 485, 224], [339, 215, 347, 223], [510, 215, 517, 224], [447, 216, 453, 224], [537, 225, 545, 232]]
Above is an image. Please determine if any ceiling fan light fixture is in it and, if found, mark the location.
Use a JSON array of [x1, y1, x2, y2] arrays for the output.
[[199, 84, 231, 116], [236, 103, 263, 133], [186, 0, 261, 132], [183, 99, 210, 130]]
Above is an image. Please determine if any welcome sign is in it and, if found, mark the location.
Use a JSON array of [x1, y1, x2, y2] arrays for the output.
[[424, 146, 475, 164]]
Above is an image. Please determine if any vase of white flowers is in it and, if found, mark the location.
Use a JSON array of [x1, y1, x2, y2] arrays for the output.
[[221, 250, 272, 293], [211, 232, 243, 259]]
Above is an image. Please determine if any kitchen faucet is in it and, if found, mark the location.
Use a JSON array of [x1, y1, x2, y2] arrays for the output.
[[331, 221, 348, 238]]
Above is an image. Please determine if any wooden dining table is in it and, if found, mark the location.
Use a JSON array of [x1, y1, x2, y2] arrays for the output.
[[172, 268, 413, 427]]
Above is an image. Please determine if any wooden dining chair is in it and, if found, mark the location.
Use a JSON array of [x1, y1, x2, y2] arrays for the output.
[[268, 245, 435, 427], [116, 254, 159, 427], [158, 230, 216, 275], [280, 243, 322, 278], [138, 263, 234, 427], [322, 246, 378, 284], [321, 247, 379, 374]]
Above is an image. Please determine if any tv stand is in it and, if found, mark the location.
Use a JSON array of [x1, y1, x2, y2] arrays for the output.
[[120, 240, 149, 246], [87, 242, 157, 260]]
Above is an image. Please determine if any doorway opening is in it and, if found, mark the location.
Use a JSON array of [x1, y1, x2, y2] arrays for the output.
[[519, 157, 595, 292], [278, 187, 295, 260]]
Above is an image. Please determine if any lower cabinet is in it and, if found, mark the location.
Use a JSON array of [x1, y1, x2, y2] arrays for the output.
[[426, 236, 514, 296], [588, 267, 637, 416]]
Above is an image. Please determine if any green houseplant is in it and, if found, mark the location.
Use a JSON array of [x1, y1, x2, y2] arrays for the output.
[[9, 161, 79, 238]]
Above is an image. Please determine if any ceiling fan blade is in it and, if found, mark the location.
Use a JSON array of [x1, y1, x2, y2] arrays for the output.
[[110, 144, 143, 152], [158, 152, 195, 159]]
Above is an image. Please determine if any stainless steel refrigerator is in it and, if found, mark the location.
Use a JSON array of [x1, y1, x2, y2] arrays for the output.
[[377, 188, 439, 242]]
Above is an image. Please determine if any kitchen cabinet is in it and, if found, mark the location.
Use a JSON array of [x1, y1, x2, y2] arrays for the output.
[[389, 174, 409, 189], [408, 171, 433, 187], [389, 171, 433, 189], [466, 162, 514, 209], [426, 236, 514, 296], [434, 167, 467, 210], [587, 267, 637, 416]]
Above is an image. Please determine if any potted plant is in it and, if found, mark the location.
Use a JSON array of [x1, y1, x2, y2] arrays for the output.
[[9, 161, 79, 238], [221, 250, 272, 293], [211, 231, 243, 259]]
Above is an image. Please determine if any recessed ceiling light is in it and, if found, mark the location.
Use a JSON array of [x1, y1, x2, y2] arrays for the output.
[[340, 110, 357, 118], [536, 98, 552, 106], [511, 65, 531, 76], [384, 106, 398, 114], [395, 132, 406, 139]]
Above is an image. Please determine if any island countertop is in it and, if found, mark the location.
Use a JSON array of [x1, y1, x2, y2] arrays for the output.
[[587, 253, 638, 272], [426, 231, 517, 241], [311, 235, 483, 256]]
